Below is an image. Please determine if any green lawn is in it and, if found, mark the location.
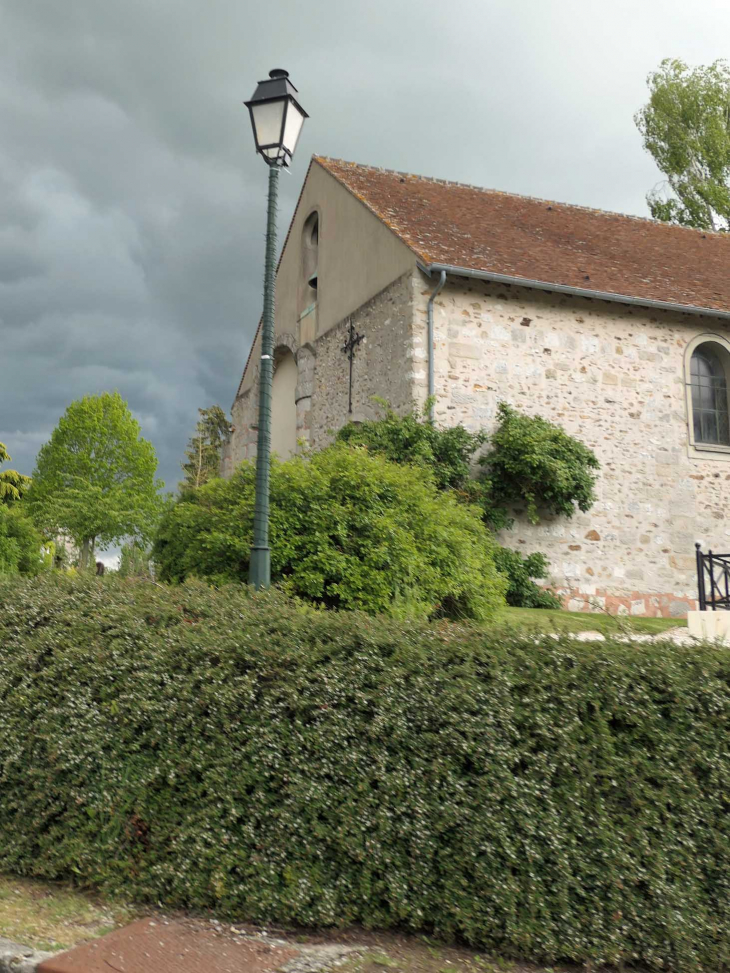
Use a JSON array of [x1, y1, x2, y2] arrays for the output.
[[496, 606, 687, 636]]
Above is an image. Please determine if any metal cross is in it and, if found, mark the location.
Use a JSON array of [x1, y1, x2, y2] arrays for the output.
[[341, 319, 365, 414]]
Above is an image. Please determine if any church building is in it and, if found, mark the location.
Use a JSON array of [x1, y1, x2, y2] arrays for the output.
[[222, 157, 730, 617]]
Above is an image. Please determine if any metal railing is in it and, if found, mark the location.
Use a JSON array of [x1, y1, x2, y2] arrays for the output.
[[695, 543, 730, 611]]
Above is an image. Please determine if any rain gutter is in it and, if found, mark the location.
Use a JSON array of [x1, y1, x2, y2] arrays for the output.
[[418, 261, 730, 323], [426, 270, 446, 421]]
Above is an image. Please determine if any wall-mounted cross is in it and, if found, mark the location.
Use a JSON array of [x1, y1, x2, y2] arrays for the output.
[[341, 320, 365, 414]]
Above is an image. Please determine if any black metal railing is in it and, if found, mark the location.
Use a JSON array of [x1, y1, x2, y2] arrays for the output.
[[695, 543, 730, 611]]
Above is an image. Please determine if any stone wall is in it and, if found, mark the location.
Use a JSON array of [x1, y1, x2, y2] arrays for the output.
[[308, 271, 417, 446], [415, 273, 730, 616], [222, 271, 418, 474]]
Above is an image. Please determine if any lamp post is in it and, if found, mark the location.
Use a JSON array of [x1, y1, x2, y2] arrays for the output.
[[245, 69, 308, 590]]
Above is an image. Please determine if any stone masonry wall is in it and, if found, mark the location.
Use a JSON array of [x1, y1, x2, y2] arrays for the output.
[[308, 271, 417, 446], [414, 274, 730, 617], [222, 271, 418, 474]]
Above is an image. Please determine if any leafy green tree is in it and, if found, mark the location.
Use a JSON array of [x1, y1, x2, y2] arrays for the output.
[[154, 444, 506, 622], [0, 442, 32, 505], [118, 541, 153, 579], [181, 406, 232, 489], [29, 392, 163, 570], [635, 58, 730, 230]]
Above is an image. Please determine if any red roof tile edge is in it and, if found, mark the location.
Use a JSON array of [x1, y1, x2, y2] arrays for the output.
[[315, 156, 730, 319]]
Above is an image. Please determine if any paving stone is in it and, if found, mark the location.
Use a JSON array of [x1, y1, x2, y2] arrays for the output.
[[37, 919, 299, 973], [0, 936, 54, 972]]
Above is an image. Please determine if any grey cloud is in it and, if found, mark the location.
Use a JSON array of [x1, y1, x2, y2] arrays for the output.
[[1, 0, 728, 497]]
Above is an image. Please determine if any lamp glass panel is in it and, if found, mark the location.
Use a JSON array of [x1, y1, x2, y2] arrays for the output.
[[282, 102, 305, 156], [251, 99, 286, 150]]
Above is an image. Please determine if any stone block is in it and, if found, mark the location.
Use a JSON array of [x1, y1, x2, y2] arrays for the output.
[[449, 342, 481, 359]]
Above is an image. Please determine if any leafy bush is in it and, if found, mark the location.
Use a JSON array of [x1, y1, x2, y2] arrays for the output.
[[336, 405, 512, 530], [336, 405, 599, 600], [337, 403, 486, 492], [491, 547, 562, 609], [153, 444, 506, 622], [0, 505, 48, 575], [482, 403, 600, 524], [0, 573, 728, 971]]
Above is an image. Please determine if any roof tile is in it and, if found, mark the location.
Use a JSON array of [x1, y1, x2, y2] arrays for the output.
[[316, 157, 730, 315]]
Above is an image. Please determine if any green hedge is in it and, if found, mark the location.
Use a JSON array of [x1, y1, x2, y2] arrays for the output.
[[0, 574, 728, 971]]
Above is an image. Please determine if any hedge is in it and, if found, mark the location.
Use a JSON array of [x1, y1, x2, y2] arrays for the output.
[[0, 574, 728, 971]]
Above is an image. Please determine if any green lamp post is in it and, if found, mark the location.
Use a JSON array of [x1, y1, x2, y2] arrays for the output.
[[244, 69, 308, 589]]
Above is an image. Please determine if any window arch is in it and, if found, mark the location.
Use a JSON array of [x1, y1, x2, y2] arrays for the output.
[[685, 335, 730, 453], [299, 211, 319, 321], [271, 347, 298, 459]]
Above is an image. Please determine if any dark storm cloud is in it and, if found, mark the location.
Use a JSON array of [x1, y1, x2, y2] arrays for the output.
[[0, 0, 728, 502]]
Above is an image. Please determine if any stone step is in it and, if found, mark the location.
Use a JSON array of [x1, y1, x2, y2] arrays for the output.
[[37, 919, 299, 973]]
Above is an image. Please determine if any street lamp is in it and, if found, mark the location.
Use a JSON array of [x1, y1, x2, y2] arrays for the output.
[[245, 69, 308, 590]]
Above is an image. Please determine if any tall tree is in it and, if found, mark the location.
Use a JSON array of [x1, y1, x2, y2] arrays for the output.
[[635, 58, 730, 231], [181, 405, 232, 489], [0, 442, 32, 505], [29, 392, 163, 570]]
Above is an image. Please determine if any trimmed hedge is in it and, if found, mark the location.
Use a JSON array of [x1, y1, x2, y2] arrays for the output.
[[0, 574, 728, 970]]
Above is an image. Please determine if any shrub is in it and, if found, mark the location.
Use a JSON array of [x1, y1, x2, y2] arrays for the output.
[[0, 573, 728, 971], [482, 403, 600, 524], [0, 505, 48, 575], [491, 547, 562, 609], [153, 444, 506, 622], [337, 403, 486, 492], [336, 405, 595, 597]]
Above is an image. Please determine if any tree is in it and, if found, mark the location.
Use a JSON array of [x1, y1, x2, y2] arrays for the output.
[[29, 392, 163, 570], [635, 58, 730, 231], [181, 406, 232, 489], [118, 541, 153, 579], [0, 442, 32, 505], [154, 444, 507, 622]]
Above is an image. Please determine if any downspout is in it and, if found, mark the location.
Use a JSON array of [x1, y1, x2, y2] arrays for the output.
[[427, 270, 447, 422]]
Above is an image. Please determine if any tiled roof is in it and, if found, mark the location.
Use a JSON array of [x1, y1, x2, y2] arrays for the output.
[[316, 157, 730, 317]]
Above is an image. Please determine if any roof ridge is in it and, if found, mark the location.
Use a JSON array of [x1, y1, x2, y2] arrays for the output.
[[314, 155, 728, 239]]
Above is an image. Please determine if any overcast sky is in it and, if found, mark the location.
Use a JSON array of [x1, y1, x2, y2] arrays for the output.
[[1, 0, 728, 503]]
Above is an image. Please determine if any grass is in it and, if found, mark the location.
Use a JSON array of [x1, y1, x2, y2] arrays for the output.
[[496, 606, 687, 636], [336, 940, 522, 973], [0, 875, 137, 952]]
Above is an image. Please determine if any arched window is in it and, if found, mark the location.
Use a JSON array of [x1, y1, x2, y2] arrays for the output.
[[299, 212, 319, 320], [271, 348, 298, 459], [687, 338, 730, 450]]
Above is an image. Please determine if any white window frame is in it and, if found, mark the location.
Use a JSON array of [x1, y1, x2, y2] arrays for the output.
[[685, 332, 730, 461]]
